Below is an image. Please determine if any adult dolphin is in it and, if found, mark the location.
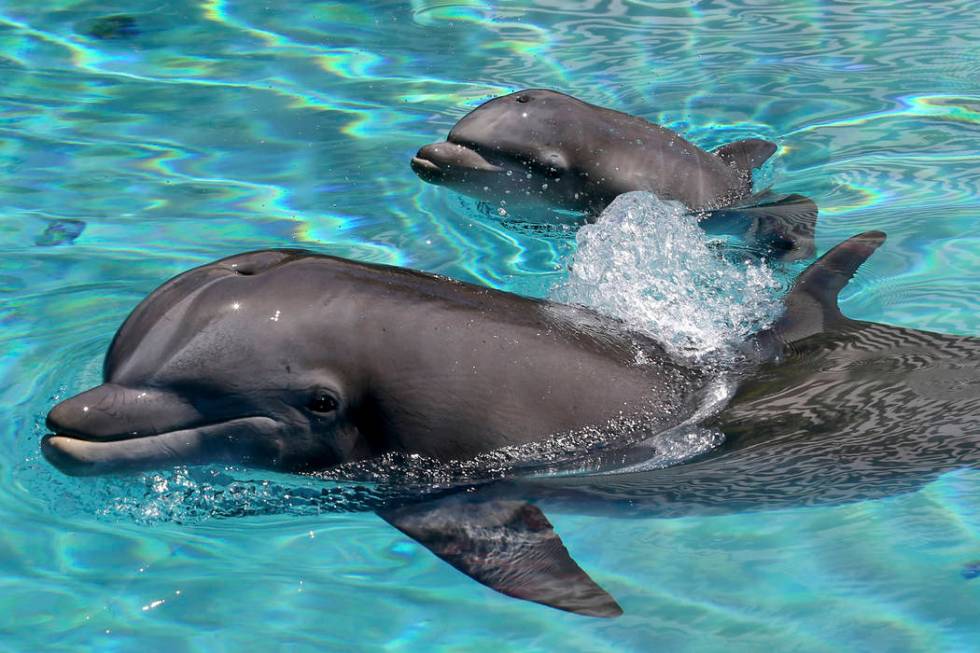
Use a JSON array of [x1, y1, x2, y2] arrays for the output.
[[42, 233, 980, 617], [43, 245, 712, 618], [411, 89, 817, 258]]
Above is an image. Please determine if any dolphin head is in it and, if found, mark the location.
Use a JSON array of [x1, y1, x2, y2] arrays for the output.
[[411, 89, 597, 211], [43, 250, 374, 476]]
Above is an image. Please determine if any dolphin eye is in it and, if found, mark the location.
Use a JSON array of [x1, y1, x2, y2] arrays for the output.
[[308, 392, 339, 414], [515, 95, 530, 103]]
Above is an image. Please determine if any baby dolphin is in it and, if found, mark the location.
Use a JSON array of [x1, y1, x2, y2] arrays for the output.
[[412, 89, 817, 258]]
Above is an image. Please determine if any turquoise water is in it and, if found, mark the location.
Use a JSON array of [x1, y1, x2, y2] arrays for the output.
[[1, 0, 979, 650]]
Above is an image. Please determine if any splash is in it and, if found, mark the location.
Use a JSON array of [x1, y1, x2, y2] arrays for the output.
[[580, 377, 733, 475], [94, 467, 398, 523], [552, 192, 781, 359]]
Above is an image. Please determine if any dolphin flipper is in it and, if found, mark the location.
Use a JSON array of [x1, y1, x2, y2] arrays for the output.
[[772, 230, 887, 344], [378, 494, 623, 617], [701, 193, 818, 260]]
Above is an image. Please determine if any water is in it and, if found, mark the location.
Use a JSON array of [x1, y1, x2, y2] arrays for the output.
[[1, 1, 978, 650]]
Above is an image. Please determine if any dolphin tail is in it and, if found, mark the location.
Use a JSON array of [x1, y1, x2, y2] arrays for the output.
[[713, 138, 777, 182], [771, 230, 887, 345], [707, 139, 819, 260], [701, 192, 818, 260], [378, 494, 623, 617]]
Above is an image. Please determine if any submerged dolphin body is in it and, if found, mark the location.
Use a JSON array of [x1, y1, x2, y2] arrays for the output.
[[411, 89, 818, 258], [43, 234, 980, 617]]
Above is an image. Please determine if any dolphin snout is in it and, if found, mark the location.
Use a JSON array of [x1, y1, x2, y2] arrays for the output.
[[46, 383, 201, 441], [411, 141, 504, 182], [411, 144, 447, 182]]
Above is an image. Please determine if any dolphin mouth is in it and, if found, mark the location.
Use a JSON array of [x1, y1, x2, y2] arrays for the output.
[[41, 416, 280, 476], [410, 155, 444, 182]]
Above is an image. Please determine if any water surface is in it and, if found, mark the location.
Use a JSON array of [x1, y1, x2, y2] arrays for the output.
[[1, 1, 978, 651]]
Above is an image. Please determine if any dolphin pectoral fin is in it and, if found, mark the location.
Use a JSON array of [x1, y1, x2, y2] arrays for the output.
[[378, 494, 623, 617], [702, 193, 818, 260], [771, 230, 887, 344], [713, 138, 778, 174]]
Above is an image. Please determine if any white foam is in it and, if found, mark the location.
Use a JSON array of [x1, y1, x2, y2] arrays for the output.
[[552, 191, 781, 360]]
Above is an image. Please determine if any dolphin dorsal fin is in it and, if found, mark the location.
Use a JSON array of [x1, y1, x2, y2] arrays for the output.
[[713, 138, 778, 174], [773, 230, 886, 344], [378, 495, 622, 617]]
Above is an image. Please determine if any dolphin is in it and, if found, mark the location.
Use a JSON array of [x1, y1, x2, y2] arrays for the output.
[[411, 89, 818, 258], [43, 233, 980, 617], [42, 246, 712, 617]]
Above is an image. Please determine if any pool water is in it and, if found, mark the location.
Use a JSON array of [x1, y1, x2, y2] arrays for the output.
[[1, 1, 978, 650]]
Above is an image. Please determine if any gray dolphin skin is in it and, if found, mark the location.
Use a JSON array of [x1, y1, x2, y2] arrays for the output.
[[411, 89, 818, 258], [43, 234, 979, 617]]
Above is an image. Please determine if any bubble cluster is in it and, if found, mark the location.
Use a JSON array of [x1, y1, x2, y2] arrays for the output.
[[95, 467, 401, 523], [552, 191, 782, 360]]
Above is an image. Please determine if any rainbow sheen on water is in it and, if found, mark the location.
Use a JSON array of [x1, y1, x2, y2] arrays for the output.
[[1, 1, 978, 651]]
